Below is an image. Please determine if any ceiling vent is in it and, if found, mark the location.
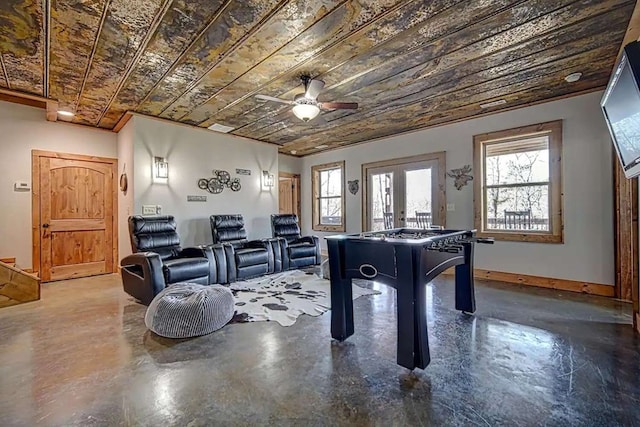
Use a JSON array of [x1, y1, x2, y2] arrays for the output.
[[207, 123, 234, 133], [479, 99, 507, 109]]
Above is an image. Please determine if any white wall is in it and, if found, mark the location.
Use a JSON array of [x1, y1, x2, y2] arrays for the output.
[[300, 92, 614, 285], [117, 119, 135, 259], [278, 153, 302, 175], [131, 116, 279, 247], [0, 101, 117, 268]]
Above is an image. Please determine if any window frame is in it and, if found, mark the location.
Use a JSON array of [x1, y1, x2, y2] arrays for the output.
[[473, 120, 563, 243], [312, 161, 346, 232]]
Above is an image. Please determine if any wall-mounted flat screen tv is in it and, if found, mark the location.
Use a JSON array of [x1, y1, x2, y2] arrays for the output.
[[601, 41, 640, 179]]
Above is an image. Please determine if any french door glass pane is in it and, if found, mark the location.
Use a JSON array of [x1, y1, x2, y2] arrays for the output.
[[371, 172, 394, 231], [405, 168, 432, 228], [320, 197, 342, 225]]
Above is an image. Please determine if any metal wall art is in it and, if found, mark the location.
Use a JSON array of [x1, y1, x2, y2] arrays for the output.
[[197, 170, 241, 194], [447, 165, 473, 190], [348, 179, 359, 195]]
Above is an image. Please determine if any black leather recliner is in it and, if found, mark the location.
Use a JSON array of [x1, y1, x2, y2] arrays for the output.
[[120, 215, 224, 305], [271, 214, 321, 269], [210, 214, 281, 282]]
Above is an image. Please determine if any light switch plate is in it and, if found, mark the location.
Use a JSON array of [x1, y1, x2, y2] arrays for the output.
[[447, 203, 455, 211], [142, 205, 157, 215]]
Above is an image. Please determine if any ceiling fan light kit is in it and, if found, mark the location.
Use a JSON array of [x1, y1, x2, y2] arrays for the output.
[[256, 76, 358, 122], [292, 103, 320, 121]]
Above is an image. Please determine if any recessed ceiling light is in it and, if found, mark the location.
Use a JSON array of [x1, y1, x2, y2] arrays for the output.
[[207, 123, 234, 133], [564, 72, 582, 83], [315, 144, 328, 149], [479, 99, 507, 109], [290, 150, 297, 155], [57, 110, 74, 117]]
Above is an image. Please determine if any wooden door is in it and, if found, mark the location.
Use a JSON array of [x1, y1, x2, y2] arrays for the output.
[[278, 173, 301, 220], [279, 177, 294, 213], [33, 151, 117, 282]]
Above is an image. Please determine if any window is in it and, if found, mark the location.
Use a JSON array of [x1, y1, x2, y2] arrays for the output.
[[473, 120, 563, 243], [312, 161, 345, 232]]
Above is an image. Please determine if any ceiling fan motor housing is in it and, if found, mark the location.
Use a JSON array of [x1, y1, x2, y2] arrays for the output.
[[294, 93, 316, 105]]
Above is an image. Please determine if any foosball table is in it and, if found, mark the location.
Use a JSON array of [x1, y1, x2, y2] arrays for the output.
[[326, 228, 493, 370]]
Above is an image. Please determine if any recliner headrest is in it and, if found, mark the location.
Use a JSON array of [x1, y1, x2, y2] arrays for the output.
[[271, 214, 301, 240], [130, 215, 177, 234], [128, 215, 181, 258], [210, 214, 248, 244], [212, 214, 245, 229], [272, 214, 298, 226]]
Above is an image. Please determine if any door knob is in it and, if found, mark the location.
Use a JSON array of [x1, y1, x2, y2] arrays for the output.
[[42, 223, 49, 228]]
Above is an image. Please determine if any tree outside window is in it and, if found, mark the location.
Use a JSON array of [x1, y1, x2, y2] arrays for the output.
[[312, 161, 345, 232], [473, 121, 563, 243]]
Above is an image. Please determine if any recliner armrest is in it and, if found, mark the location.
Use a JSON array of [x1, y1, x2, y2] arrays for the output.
[[178, 245, 217, 285], [120, 252, 166, 305], [121, 252, 164, 278], [245, 240, 269, 250], [262, 237, 284, 273], [288, 235, 321, 265], [290, 236, 319, 246], [177, 246, 208, 258]]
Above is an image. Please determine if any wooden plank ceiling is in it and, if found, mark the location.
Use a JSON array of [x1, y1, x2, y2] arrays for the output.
[[0, 0, 634, 156]]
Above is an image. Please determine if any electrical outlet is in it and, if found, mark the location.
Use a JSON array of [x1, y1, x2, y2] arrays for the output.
[[142, 205, 157, 215], [447, 203, 455, 212]]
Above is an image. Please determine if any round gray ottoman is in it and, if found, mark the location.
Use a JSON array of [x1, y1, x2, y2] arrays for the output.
[[145, 283, 235, 338]]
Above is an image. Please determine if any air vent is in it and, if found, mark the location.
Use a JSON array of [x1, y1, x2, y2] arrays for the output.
[[479, 99, 507, 109], [207, 123, 234, 133]]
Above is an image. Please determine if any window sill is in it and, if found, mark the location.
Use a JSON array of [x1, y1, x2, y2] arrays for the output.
[[476, 230, 563, 243], [313, 224, 346, 232]]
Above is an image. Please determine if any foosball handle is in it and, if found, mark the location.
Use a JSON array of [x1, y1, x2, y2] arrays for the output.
[[476, 238, 495, 244]]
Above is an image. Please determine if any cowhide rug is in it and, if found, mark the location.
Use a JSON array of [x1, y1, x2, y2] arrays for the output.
[[229, 270, 380, 327]]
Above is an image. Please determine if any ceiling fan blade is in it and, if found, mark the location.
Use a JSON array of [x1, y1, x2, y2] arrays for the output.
[[319, 102, 358, 110], [255, 94, 294, 105], [304, 79, 325, 100]]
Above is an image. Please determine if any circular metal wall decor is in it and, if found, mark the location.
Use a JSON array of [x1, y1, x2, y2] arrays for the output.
[[198, 170, 241, 194], [213, 169, 230, 184], [207, 177, 224, 194], [197, 178, 209, 190]]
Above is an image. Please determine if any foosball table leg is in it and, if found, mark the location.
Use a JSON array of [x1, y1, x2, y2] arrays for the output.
[[328, 241, 354, 341], [454, 241, 476, 313], [396, 246, 431, 370]]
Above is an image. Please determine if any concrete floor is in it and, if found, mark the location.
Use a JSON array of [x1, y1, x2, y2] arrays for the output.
[[0, 273, 639, 426]]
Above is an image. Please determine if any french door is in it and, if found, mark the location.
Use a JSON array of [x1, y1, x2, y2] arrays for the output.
[[363, 153, 446, 231]]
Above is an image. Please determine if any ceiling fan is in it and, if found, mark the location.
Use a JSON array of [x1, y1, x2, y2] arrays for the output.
[[255, 76, 358, 122]]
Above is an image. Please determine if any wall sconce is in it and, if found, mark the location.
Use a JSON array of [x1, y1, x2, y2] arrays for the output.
[[154, 157, 168, 179], [262, 170, 274, 189]]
